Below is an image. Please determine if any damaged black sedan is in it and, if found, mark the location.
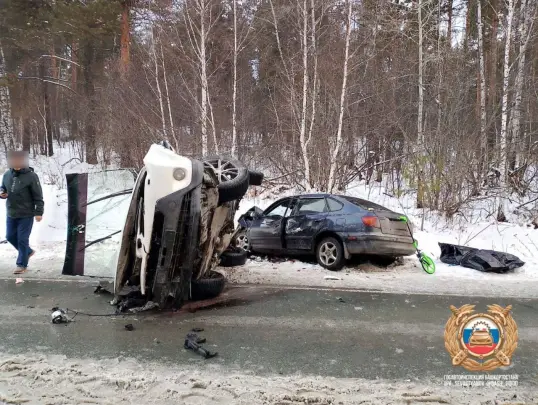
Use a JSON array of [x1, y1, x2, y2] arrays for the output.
[[234, 194, 415, 271]]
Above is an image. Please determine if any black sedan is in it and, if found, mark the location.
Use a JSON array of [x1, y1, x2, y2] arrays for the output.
[[234, 194, 415, 270]]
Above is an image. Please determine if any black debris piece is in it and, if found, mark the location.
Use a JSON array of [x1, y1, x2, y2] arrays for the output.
[[184, 332, 217, 359], [125, 324, 134, 331], [94, 285, 112, 295], [439, 243, 525, 273], [116, 297, 147, 313], [337, 297, 346, 303], [191, 327, 204, 332]]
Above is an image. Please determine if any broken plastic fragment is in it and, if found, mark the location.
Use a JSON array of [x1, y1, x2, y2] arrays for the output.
[[15, 278, 24, 284], [324, 275, 341, 281]]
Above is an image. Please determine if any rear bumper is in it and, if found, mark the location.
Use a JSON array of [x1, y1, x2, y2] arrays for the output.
[[342, 233, 415, 257], [150, 159, 204, 307]]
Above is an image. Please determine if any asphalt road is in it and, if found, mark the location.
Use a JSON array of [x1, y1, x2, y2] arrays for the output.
[[1, 279, 537, 386]]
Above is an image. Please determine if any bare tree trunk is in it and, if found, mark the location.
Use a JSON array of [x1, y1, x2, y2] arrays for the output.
[[477, 0, 487, 156], [510, 0, 536, 167], [151, 28, 167, 139], [447, 0, 453, 45], [22, 118, 31, 152], [498, 0, 516, 220], [120, 0, 131, 78], [499, 0, 515, 179], [82, 42, 98, 165], [306, 0, 319, 188], [327, 0, 352, 192], [199, 1, 209, 156], [39, 59, 54, 156], [231, 0, 238, 158], [0, 44, 15, 153], [416, 0, 425, 208], [488, 0, 498, 150], [299, 0, 310, 190], [160, 43, 178, 149]]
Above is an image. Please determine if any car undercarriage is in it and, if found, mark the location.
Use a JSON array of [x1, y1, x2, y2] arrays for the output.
[[63, 142, 262, 311]]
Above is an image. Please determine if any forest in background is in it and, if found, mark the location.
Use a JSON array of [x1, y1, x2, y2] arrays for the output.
[[0, 0, 537, 219]]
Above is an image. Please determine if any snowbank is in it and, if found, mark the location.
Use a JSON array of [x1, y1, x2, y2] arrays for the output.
[[0, 353, 534, 405]]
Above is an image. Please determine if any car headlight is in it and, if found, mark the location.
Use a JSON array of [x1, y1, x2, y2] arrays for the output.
[[173, 168, 186, 181]]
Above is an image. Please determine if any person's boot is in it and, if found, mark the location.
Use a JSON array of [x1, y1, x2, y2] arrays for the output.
[[14, 267, 27, 274]]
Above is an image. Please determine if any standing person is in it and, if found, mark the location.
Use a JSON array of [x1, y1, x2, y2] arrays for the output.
[[0, 151, 44, 274]]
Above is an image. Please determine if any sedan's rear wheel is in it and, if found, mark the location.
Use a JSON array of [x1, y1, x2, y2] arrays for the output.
[[316, 237, 345, 271]]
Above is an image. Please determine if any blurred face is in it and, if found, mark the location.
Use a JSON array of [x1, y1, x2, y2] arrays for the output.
[[7, 152, 29, 169]]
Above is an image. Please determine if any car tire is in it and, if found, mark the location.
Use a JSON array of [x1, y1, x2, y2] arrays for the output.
[[233, 230, 250, 252], [248, 170, 264, 186], [316, 236, 345, 271], [203, 157, 250, 205], [220, 248, 248, 267], [191, 271, 226, 301]]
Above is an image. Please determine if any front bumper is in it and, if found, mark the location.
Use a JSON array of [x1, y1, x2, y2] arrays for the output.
[[343, 233, 415, 257], [150, 159, 204, 308]]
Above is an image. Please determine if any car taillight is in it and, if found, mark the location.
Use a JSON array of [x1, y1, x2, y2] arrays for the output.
[[362, 215, 380, 228]]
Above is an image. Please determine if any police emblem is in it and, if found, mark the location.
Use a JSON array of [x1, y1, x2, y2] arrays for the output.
[[444, 304, 518, 372]]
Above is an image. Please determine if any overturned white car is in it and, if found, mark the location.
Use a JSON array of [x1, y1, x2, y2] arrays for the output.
[[62, 142, 262, 309]]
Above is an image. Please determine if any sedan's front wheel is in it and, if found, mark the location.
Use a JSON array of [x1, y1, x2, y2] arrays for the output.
[[316, 237, 345, 271]]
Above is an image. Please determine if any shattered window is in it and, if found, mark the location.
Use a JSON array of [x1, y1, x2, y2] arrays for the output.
[[296, 198, 327, 214], [264, 199, 291, 218]]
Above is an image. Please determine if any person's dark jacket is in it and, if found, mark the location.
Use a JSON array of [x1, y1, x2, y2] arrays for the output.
[[0, 168, 44, 218]]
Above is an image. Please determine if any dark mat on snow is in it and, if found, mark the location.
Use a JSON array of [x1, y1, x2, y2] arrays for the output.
[[438, 243, 525, 273]]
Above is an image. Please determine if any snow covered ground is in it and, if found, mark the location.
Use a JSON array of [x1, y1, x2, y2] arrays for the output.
[[1, 147, 538, 298], [0, 353, 534, 405]]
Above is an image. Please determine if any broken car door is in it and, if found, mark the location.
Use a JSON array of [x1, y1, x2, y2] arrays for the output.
[[248, 197, 295, 252], [285, 197, 328, 251], [63, 170, 136, 278]]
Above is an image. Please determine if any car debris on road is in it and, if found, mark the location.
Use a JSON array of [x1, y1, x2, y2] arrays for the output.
[[184, 331, 217, 359]]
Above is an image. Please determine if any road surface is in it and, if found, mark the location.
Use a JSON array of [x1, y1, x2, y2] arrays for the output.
[[0, 279, 537, 404]]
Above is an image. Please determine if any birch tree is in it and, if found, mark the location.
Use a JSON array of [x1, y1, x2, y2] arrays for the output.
[[231, 0, 239, 158], [477, 0, 487, 159], [151, 28, 168, 139], [416, 0, 425, 208], [498, 0, 516, 219], [306, 0, 320, 188], [298, 0, 311, 190], [510, 0, 536, 167], [327, 0, 352, 192], [499, 0, 515, 179], [0, 44, 15, 154], [184, 0, 215, 156]]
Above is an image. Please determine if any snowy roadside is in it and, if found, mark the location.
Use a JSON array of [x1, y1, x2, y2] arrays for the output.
[[2, 243, 538, 298], [0, 353, 535, 405], [221, 256, 538, 299]]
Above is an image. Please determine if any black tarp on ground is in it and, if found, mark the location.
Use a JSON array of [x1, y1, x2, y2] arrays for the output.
[[438, 243, 525, 273]]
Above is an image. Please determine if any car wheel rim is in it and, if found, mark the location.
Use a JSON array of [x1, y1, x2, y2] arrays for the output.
[[236, 235, 249, 251], [319, 242, 338, 266], [203, 158, 239, 183]]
